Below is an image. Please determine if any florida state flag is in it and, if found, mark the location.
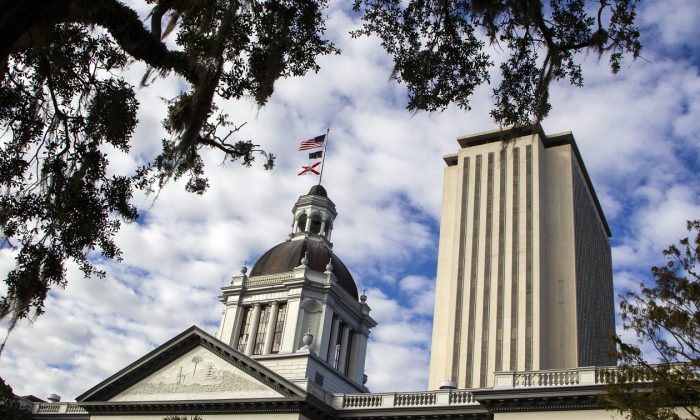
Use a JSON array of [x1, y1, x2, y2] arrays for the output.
[[298, 162, 321, 176]]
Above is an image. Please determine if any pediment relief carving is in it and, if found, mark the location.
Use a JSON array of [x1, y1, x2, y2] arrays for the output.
[[111, 346, 284, 402]]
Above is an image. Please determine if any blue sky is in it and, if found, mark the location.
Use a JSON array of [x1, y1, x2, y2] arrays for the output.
[[1, 0, 700, 399]]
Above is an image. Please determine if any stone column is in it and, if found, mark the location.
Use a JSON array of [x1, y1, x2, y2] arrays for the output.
[[337, 325, 351, 373], [326, 317, 340, 365], [262, 301, 279, 355], [349, 333, 368, 384], [245, 303, 262, 355], [317, 306, 334, 357], [281, 296, 301, 353], [320, 220, 326, 236], [228, 305, 243, 346], [220, 304, 243, 347]]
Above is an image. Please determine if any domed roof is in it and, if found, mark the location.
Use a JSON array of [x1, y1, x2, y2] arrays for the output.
[[307, 184, 327, 197], [250, 238, 358, 299]]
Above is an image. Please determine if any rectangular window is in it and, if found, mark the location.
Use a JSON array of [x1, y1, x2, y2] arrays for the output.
[[452, 156, 469, 381], [271, 303, 287, 353], [480, 152, 495, 387], [525, 144, 533, 370], [253, 305, 271, 355], [510, 147, 520, 371], [466, 154, 482, 387], [496, 149, 507, 372], [237, 306, 254, 352]]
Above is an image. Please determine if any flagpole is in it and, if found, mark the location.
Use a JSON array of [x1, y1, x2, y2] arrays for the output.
[[318, 128, 330, 186]]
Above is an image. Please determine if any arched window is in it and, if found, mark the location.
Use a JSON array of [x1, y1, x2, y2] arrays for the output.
[[296, 213, 308, 233], [309, 212, 322, 234]]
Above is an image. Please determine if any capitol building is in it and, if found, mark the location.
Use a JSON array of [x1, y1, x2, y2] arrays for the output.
[[21, 126, 630, 419]]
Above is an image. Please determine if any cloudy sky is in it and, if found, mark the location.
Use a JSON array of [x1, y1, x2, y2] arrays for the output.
[[1, 0, 700, 400]]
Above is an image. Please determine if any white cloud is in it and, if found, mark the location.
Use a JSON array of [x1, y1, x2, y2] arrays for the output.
[[363, 288, 433, 391], [2, 0, 700, 401], [640, 1, 700, 50]]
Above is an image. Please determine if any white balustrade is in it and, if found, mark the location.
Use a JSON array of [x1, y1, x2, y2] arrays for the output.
[[336, 389, 477, 410]]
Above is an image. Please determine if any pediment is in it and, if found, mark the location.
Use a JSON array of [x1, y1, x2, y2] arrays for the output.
[[77, 326, 305, 403], [110, 345, 283, 401]]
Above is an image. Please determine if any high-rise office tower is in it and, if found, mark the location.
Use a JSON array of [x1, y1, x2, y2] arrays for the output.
[[428, 126, 615, 390]]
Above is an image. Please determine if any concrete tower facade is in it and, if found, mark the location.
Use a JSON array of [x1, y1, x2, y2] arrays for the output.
[[428, 126, 615, 390]]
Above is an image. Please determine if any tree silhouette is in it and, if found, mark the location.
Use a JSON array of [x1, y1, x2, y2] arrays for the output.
[[606, 220, 700, 419]]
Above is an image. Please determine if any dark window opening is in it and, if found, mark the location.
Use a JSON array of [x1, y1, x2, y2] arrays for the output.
[[297, 213, 308, 232], [310, 213, 323, 234], [237, 307, 254, 352], [253, 305, 271, 355], [271, 304, 287, 353]]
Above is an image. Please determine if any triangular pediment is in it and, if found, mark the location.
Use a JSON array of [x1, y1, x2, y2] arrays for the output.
[[77, 326, 305, 403], [110, 345, 283, 401]]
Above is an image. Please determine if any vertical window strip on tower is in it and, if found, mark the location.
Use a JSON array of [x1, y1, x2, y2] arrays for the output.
[[253, 305, 271, 355], [466, 154, 482, 387], [510, 147, 520, 371], [452, 156, 470, 382], [495, 149, 507, 372], [271, 303, 287, 353], [480, 152, 495, 387], [237, 306, 254, 352], [525, 145, 533, 370]]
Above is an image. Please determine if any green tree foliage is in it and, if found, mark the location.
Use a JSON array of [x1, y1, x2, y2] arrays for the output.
[[0, 377, 32, 420], [606, 221, 700, 419], [0, 0, 336, 339], [352, 0, 641, 125]]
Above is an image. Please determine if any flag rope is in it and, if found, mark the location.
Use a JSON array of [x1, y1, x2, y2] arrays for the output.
[[318, 128, 330, 185]]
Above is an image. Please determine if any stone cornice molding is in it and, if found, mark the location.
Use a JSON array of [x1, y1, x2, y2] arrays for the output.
[[471, 384, 607, 412]]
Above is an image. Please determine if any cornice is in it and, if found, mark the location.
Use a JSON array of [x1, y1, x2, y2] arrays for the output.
[[80, 399, 307, 416], [472, 384, 607, 413], [335, 406, 491, 419], [76, 326, 306, 403]]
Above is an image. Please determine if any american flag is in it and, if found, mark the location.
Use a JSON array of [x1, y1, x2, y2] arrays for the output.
[[298, 134, 326, 151]]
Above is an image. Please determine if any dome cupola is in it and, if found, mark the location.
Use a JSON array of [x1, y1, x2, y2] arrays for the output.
[[217, 185, 375, 395], [291, 185, 337, 242]]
